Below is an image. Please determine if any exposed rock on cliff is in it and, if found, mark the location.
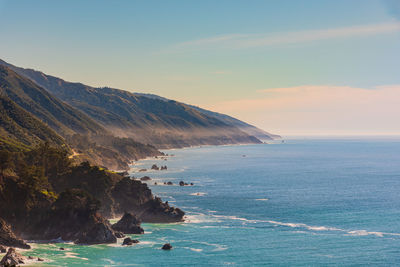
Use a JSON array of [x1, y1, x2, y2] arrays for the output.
[[0, 219, 30, 249], [0, 248, 25, 266]]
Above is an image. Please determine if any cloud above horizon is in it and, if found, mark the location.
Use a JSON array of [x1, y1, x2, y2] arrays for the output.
[[205, 85, 400, 135], [171, 22, 400, 51]]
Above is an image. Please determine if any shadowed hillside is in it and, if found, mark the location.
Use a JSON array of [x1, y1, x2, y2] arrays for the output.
[[0, 59, 276, 148], [0, 65, 161, 169]]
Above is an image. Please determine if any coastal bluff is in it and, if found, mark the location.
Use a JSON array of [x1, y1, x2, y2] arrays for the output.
[[0, 145, 184, 248]]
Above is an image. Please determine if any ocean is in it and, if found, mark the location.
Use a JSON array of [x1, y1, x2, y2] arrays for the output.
[[24, 138, 400, 266]]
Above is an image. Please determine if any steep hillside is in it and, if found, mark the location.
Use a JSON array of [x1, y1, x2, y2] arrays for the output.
[[0, 64, 161, 169], [136, 93, 281, 141], [0, 95, 65, 151], [0, 64, 104, 136], [0, 60, 272, 148]]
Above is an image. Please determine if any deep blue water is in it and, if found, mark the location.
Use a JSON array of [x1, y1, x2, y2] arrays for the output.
[[24, 138, 400, 266]]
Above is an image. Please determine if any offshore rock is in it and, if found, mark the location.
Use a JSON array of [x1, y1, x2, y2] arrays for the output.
[[122, 237, 139, 246], [161, 243, 172, 250], [112, 212, 144, 234]]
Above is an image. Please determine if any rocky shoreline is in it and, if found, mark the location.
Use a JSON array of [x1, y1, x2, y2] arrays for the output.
[[0, 146, 184, 266]]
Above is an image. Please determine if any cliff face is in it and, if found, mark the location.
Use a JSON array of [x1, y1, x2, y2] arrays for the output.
[[0, 146, 184, 246], [0, 218, 30, 249]]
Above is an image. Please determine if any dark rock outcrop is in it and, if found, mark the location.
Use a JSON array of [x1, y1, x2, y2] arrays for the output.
[[0, 248, 25, 266], [112, 213, 144, 234], [0, 218, 30, 249], [139, 197, 185, 223], [25, 189, 117, 245], [0, 148, 184, 247], [179, 181, 185, 186], [160, 166, 167, 170], [122, 237, 139, 246], [151, 164, 159, 170], [161, 243, 172, 250], [112, 177, 184, 223], [0, 245, 6, 253], [140, 176, 151, 181]]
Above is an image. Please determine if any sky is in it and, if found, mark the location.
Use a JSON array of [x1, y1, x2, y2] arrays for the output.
[[0, 0, 399, 136]]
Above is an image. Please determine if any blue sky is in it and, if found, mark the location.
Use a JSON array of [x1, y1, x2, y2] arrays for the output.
[[0, 0, 399, 135]]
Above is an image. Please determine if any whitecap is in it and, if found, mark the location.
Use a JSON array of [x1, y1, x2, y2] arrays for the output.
[[63, 252, 89, 261], [182, 247, 203, 252], [184, 213, 221, 224], [255, 198, 269, 201], [189, 192, 207, 196]]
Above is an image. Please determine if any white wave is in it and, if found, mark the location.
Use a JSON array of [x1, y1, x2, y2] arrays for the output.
[[200, 225, 231, 229], [255, 198, 269, 201], [266, 220, 342, 232], [212, 245, 228, 252], [137, 241, 157, 246], [182, 240, 228, 252], [208, 213, 400, 239], [211, 214, 257, 223], [182, 247, 203, 252], [184, 213, 221, 224], [189, 192, 207, 196], [266, 220, 400, 238], [63, 252, 89, 261]]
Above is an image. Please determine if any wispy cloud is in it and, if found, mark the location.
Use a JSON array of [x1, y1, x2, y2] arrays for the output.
[[171, 22, 400, 51]]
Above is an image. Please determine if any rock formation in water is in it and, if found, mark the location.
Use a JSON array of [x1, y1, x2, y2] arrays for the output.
[[111, 212, 144, 234]]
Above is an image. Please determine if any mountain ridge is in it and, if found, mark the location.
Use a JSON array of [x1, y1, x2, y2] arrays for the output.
[[0, 59, 278, 148]]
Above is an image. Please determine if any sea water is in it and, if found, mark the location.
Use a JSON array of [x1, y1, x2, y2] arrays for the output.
[[22, 138, 400, 266]]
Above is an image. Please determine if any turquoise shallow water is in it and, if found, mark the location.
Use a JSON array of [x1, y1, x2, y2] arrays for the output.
[[22, 138, 400, 266]]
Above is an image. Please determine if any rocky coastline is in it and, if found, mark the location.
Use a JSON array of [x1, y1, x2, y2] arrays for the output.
[[0, 145, 184, 265]]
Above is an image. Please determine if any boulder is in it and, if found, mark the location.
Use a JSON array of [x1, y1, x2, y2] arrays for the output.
[[160, 166, 167, 170], [138, 197, 185, 223], [122, 237, 139, 246], [161, 243, 172, 250], [140, 176, 151, 181], [139, 169, 147, 172], [167, 181, 173, 185], [0, 218, 30, 249], [112, 213, 144, 234], [0, 248, 25, 266], [179, 181, 185, 186], [151, 164, 159, 170], [37, 257, 44, 261], [0, 245, 6, 253], [111, 177, 185, 223]]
